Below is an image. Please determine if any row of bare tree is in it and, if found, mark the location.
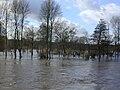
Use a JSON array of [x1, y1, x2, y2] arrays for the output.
[[0, 0, 30, 59], [0, 0, 120, 60], [0, 0, 78, 60]]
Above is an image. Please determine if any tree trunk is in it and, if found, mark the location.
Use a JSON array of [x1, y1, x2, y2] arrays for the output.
[[19, 17, 24, 59], [46, 16, 49, 59], [31, 37, 34, 59], [5, 0, 8, 59], [49, 21, 53, 59], [5, 36, 7, 59], [14, 49, 17, 59], [14, 20, 18, 59], [98, 32, 102, 62], [19, 49, 22, 59]]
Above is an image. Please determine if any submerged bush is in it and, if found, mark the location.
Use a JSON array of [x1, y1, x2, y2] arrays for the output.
[[84, 51, 89, 60]]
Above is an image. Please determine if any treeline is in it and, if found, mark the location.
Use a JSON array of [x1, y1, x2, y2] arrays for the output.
[[0, 0, 120, 60], [0, 0, 78, 59]]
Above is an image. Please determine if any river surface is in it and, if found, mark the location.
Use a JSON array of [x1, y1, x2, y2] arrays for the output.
[[0, 51, 120, 90]]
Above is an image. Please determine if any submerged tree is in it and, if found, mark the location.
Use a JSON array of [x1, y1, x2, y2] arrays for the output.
[[0, 22, 6, 52], [0, 0, 11, 59], [36, 23, 47, 58], [54, 20, 76, 57], [11, 0, 30, 59], [18, 0, 30, 59], [39, 0, 62, 59], [91, 19, 110, 61], [110, 16, 120, 59], [11, 0, 21, 59], [24, 26, 36, 59]]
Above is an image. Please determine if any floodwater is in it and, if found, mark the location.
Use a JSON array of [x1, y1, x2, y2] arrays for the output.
[[0, 51, 120, 90]]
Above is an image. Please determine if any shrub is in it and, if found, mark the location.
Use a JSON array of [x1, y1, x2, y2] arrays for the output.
[[84, 51, 89, 60]]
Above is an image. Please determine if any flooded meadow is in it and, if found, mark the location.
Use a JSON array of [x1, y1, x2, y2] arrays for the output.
[[0, 51, 120, 90]]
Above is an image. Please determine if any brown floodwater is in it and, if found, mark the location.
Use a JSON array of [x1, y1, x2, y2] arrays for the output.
[[0, 51, 120, 90]]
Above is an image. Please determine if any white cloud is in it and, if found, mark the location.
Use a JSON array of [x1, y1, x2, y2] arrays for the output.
[[65, 0, 99, 10], [79, 3, 120, 23], [65, 0, 120, 23], [66, 6, 71, 10], [60, 17, 87, 36]]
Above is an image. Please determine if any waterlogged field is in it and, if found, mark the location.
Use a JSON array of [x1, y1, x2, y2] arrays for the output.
[[0, 51, 120, 90]]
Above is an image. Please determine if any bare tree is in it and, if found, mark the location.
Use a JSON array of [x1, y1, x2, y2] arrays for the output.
[[0, 0, 11, 59], [49, 0, 62, 58], [24, 26, 36, 59], [39, 0, 62, 59], [54, 20, 76, 57], [11, 0, 30, 59], [11, 0, 21, 59], [110, 16, 120, 59], [19, 0, 30, 59], [36, 23, 47, 58]]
